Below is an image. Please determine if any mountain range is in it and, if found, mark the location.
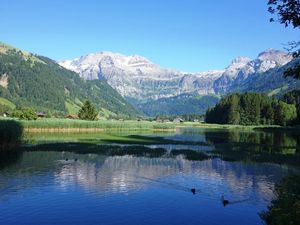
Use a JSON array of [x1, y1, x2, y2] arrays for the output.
[[59, 49, 299, 116], [0, 41, 298, 118]]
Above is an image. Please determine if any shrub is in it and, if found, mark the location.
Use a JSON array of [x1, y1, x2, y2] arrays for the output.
[[12, 107, 37, 120]]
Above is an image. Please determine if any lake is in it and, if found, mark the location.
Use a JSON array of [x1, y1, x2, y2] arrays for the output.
[[0, 127, 299, 225]]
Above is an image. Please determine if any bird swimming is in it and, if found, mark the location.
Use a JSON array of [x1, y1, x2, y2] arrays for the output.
[[190, 188, 196, 195], [221, 195, 229, 207]]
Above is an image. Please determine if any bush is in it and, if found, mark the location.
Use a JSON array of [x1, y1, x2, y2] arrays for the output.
[[0, 104, 12, 116], [12, 107, 37, 120]]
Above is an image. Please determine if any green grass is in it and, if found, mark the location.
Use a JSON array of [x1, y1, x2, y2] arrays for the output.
[[65, 100, 81, 114], [100, 108, 116, 118], [74, 98, 83, 105], [11, 117, 286, 131], [0, 97, 16, 109], [65, 100, 125, 118], [0, 42, 45, 64]]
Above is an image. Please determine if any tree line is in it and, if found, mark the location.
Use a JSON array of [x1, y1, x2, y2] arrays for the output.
[[7, 100, 98, 121], [205, 92, 297, 126]]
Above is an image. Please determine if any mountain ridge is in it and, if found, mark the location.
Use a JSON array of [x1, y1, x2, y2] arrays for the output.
[[1, 41, 297, 117], [59, 48, 293, 101], [59, 48, 298, 116]]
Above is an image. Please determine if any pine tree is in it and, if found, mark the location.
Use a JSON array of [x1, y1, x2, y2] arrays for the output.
[[227, 94, 240, 124], [78, 100, 98, 121]]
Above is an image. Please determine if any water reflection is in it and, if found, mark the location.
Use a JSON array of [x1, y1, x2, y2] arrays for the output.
[[200, 128, 300, 166], [204, 128, 299, 152], [0, 151, 292, 204], [22, 127, 300, 164], [1, 128, 300, 225]]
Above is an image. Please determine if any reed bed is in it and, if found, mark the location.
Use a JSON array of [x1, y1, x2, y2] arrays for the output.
[[19, 118, 176, 131]]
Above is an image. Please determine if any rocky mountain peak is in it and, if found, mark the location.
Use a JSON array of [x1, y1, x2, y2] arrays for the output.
[[128, 55, 152, 65], [221, 56, 251, 79], [257, 49, 292, 65], [59, 48, 294, 100]]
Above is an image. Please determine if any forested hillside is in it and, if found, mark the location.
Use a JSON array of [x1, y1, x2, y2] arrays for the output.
[[228, 59, 300, 95], [129, 93, 219, 116], [0, 42, 139, 117], [205, 92, 297, 126]]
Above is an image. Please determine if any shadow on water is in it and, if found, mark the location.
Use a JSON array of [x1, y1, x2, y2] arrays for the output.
[[0, 120, 23, 168], [0, 150, 22, 169]]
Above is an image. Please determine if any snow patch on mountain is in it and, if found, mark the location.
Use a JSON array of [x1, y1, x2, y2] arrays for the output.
[[59, 49, 293, 100]]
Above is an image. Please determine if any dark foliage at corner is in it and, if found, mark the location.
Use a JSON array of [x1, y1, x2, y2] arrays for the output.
[[260, 174, 300, 225]]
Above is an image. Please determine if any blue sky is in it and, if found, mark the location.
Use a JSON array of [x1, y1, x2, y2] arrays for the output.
[[1, 0, 299, 72]]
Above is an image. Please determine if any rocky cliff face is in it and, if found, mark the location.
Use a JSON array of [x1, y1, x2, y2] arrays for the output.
[[59, 49, 292, 100], [213, 57, 251, 94]]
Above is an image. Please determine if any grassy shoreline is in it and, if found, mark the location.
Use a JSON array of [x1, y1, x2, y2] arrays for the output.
[[2, 117, 299, 134]]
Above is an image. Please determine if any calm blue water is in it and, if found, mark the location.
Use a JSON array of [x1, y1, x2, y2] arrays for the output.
[[0, 150, 292, 225], [1, 127, 300, 225]]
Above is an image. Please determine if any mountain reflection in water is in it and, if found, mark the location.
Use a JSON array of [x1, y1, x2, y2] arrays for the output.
[[0, 151, 291, 204]]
